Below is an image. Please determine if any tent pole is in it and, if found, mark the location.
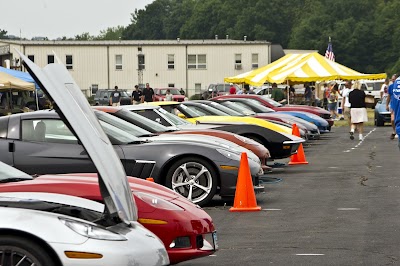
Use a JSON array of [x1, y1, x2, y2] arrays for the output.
[[287, 80, 290, 105]]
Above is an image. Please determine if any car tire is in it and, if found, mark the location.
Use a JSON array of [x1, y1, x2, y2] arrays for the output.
[[0, 235, 56, 266], [165, 157, 218, 206], [376, 114, 384, 127]]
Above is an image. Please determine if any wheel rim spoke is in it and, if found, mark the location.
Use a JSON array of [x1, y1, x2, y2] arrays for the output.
[[179, 163, 191, 179], [172, 181, 189, 189], [194, 183, 211, 193], [193, 166, 208, 181], [187, 185, 193, 200]]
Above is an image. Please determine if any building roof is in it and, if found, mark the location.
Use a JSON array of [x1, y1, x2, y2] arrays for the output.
[[0, 39, 270, 46]]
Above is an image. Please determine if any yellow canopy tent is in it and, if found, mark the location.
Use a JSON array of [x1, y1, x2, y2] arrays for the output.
[[0, 71, 35, 91], [224, 52, 387, 86]]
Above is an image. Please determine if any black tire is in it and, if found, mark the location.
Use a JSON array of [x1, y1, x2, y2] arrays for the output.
[[165, 157, 218, 206], [376, 114, 384, 127], [0, 235, 56, 266]]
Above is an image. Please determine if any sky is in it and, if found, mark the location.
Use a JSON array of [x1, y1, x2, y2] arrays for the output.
[[2, 0, 154, 40]]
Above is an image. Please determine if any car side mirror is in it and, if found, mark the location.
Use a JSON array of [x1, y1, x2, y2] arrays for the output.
[[177, 113, 186, 119]]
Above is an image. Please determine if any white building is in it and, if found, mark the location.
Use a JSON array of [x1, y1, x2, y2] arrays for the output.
[[0, 39, 271, 97]]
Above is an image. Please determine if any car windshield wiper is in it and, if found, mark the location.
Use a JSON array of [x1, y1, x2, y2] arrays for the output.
[[0, 177, 33, 183], [127, 139, 148, 144], [138, 133, 156, 137]]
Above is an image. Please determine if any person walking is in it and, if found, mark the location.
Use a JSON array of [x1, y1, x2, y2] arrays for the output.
[[388, 74, 400, 149], [349, 81, 368, 141], [328, 83, 339, 119], [131, 85, 142, 104], [386, 74, 398, 140], [142, 83, 155, 102], [380, 78, 389, 99], [341, 80, 353, 126], [165, 89, 173, 101], [110, 85, 121, 106]]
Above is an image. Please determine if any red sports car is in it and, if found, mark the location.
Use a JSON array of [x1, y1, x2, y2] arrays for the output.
[[212, 94, 334, 127], [0, 172, 217, 264], [154, 88, 186, 102]]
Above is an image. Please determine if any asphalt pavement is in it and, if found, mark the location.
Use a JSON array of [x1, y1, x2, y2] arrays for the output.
[[180, 125, 400, 266]]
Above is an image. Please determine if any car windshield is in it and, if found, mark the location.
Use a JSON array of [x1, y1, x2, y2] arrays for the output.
[[99, 120, 142, 143], [158, 89, 181, 95], [178, 104, 209, 117], [157, 108, 191, 125], [0, 161, 33, 181], [240, 99, 276, 113], [207, 101, 244, 116], [118, 109, 170, 133], [219, 101, 256, 116], [95, 111, 153, 137], [185, 103, 228, 116], [259, 95, 282, 107]]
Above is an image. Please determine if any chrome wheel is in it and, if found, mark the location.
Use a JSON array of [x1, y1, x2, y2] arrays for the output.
[[167, 158, 217, 206], [0, 246, 40, 266]]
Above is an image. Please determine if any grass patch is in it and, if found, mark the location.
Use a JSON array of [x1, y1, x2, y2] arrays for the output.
[[332, 108, 375, 127]]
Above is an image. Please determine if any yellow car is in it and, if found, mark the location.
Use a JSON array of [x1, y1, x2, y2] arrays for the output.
[[145, 101, 293, 135]]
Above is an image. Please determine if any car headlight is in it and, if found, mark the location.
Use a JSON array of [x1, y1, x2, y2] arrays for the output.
[[59, 218, 127, 241], [134, 192, 184, 211], [216, 148, 241, 161]]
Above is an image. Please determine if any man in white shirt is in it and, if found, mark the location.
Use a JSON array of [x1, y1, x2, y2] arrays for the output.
[[341, 81, 353, 126], [380, 78, 389, 99]]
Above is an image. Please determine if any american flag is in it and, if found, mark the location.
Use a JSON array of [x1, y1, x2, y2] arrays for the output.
[[325, 42, 335, 61]]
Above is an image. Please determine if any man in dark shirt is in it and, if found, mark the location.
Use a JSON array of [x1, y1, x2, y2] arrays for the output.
[[142, 83, 154, 102], [304, 83, 312, 105], [271, 83, 285, 103], [110, 86, 121, 106], [131, 85, 142, 104]]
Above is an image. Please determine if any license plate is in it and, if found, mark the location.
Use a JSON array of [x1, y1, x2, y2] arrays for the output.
[[212, 231, 218, 250]]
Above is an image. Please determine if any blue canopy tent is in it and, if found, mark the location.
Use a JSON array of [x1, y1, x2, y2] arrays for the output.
[[0, 67, 41, 109]]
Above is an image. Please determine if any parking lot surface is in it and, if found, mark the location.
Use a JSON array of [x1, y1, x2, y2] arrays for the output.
[[181, 126, 400, 265]]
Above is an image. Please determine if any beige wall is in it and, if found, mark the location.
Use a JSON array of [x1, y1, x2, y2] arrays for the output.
[[0, 40, 271, 97]]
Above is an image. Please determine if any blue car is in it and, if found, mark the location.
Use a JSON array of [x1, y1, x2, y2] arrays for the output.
[[277, 111, 330, 133], [374, 96, 391, 126]]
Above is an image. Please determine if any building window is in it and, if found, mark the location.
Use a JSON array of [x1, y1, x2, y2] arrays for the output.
[[187, 54, 207, 69], [27, 55, 34, 63], [66, 55, 73, 70], [252, 53, 259, 68], [168, 83, 175, 87], [168, 54, 175, 69], [47, 55, 54, 64], [138, 54, 145, 70], [115, 55, 122, 70], [91, 84, 98, 94], [235, 54, 242, 70]]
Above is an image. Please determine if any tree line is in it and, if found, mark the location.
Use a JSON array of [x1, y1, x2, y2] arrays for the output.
[[2, 0, 399, 74]]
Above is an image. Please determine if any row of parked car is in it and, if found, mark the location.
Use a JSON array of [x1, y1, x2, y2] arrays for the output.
[[0, 53, 335, 265]]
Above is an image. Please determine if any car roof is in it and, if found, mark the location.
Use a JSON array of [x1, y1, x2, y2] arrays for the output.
[[122, 105, 159, 111]]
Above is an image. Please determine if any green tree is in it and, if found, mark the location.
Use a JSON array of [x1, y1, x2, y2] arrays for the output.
[[75, 32, 94, 40], [96, 26, 125, 40], [0, 29, 7, 39]]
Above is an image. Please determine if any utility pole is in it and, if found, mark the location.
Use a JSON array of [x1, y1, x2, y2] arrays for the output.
[[137, 46, 144, 88]]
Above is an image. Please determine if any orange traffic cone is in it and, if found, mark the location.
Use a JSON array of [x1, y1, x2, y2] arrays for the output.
[[288, 124, 309, 165], [230, 152, 261, 212]]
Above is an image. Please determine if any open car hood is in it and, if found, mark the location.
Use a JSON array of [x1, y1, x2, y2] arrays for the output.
[[18, 51, 137, 224]]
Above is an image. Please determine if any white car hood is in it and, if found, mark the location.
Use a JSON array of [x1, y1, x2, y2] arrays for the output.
[[18, 51, 137, 224]]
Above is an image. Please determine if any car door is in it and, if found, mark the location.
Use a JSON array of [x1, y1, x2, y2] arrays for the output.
[[11, 117, 125, 175], [0, 116, 13, 165]]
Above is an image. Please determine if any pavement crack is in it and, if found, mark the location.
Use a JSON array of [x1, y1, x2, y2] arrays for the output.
[[360, 175, 368, 186]]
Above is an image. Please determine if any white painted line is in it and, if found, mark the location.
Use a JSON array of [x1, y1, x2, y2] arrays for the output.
[[376, 166, 382, 168], [262, 209, 281, 211], [344, 150, 350, 152], [337, 208, 360, 211], [209, 255, 217, 257], [328, 166, 338, 169], [295, 254, 325, 256]]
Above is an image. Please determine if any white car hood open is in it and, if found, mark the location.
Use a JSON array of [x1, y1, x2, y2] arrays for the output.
[[18, 51, 137, 224]]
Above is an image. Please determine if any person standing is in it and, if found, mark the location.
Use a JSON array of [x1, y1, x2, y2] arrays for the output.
[[304, 82, 312, 105], [328, 84, 339, 119], [386, 74, 398, 140], [341, 81, 353, 126], [142, 83, 155, 102], [380, 78, 389, 99], [229, 83, 236, 94], [110, 85, 121, 106], [165, 89, 173, 101], [322, 83, 329, 109], [389, 75, 400, 149], [131, 85, 142, 104], [271, 83, 285, 103], [349, 81, 368, 141]]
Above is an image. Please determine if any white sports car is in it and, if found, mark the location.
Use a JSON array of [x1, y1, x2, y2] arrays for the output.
[[0, 51, 170, 265]]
